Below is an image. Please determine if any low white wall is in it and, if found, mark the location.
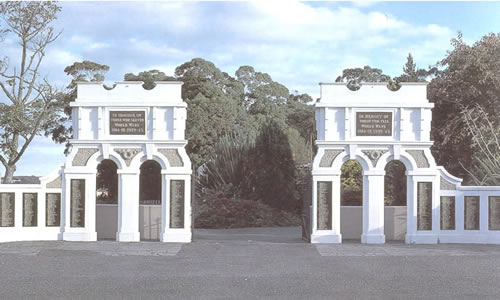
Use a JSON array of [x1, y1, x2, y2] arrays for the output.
[[340, 206, 407, 240], [96, 204, 161, 240]]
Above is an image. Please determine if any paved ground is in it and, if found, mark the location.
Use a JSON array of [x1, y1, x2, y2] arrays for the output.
[[1, 227, 500, 299]]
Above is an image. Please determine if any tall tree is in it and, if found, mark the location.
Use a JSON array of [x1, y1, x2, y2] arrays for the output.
[[0, 2, 62, 183], [124, 69, 175, 90], [394, 53, 432, 83], [49, 61, 110, 153], [252, 120, 297, 211], [335, 65, 392, 90], [429, 33, 500, 180], [173, 59, 247, 167]]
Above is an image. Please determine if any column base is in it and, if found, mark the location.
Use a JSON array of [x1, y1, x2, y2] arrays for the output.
[[116, 231, 140, 242], [311, 232, 342, 244], [405, 233, 438, 244], [361, 234, 385, 244], [63, 231, 97, 242], [161, 229, 192, 243]]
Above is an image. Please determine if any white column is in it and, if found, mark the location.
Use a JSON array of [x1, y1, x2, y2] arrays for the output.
[[361, 170, 386, 244], [116, 171, 140, 242], [310, 174, 342, 243], [405, 174, 417, 243]]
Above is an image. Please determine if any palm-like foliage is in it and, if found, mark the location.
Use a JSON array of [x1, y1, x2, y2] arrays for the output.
[[197, 134, 254, 197]]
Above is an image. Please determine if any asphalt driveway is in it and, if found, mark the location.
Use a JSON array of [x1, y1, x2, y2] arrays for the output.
[[0, 227, 499, 299]]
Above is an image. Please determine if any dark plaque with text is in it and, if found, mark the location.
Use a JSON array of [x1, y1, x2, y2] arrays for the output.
[[464, 196, 480, 230], [440, 196, 455, 230], [417, 182, 432, 230], [23, 193, 37, 227], [317, 181, 332, 230], [356, 112, 392, 136], [489, 196, 500, 230], [71, 179, 85, 227], [109, 111, 145, 135], [46, 193, 61, 227], [170, 180, 185, 228], [0, 193, 15, 227]]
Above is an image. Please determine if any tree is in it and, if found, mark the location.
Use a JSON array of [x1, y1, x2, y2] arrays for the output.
[[174, 59, 247, 167], [394, 53, 433, 83], [0, 2, 62, 183], [335, 65, 392, 90], [429, 33, 500, 180], [49, 61, 110, 154], [252, 120, 297, 211], [124, 69, 175, 90]]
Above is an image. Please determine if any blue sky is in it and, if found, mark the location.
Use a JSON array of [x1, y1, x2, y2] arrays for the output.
[[2, 1, 500, 176]]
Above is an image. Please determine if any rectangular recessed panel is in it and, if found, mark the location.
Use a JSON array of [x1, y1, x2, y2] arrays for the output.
[[0, 193, 15, 227], [71, 179, 85, 227], [109, 111, 145, 135], [46, 193, 61, 227], [356, 112, 392, 136], [489, 196, 500, 231], [170, 180, 185, 229], [417, 182, 432, 230], [23, 193, 37, 227], [464, 196, 480, 230], [440, 196, 455, 230], [317, 181, 332, 230]]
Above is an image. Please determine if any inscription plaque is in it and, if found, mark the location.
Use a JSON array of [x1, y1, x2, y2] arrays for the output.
[[464, 196, 480, 230], [317, 181, 332, 230], [0, 193, 15, 227], [489, 196, 500, 230], [109, 111, 145, 135], [170, 180, 184, 228], [46, 193, 61, 227], [23, 193, 37, 227], [356, 112, 392, 136], [440, 196, 455, 230], [417, 182, 432, 230], [71, 179, 85, 227]]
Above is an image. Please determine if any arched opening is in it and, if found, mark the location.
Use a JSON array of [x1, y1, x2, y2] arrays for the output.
[[96, 159, 118, 240], [384, 160, 407, 241], [139, 160, 162, 240], [340, 160, 363, 241]]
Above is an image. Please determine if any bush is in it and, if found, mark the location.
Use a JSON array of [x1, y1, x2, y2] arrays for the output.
[[193, 189, 301, 228]]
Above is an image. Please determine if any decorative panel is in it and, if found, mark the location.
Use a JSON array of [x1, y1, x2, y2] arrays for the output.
[[317, 181, 332, 230], [170, 180, 185, 228], [319, 149, 343, 167], [0, 193, 15, 227], [407, 150, 430, 168], [440, 196, 455, 230], [70, 179, 85, 227], [440, 176, 456, 191], [489, 196, 500, 231], [464, 196, 480, 230], [159, 149, 184, 167], [72, 148, 98, 166], [46, 193, 61, 227], [23, 193, 37, 227], [417, 182, 432, 230]]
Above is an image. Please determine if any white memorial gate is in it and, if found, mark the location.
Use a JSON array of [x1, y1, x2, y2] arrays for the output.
[[0, 82, 192, 243], [311, 82, 500, 244]]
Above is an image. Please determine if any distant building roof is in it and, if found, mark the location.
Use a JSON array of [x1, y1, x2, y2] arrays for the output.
[[1, 176, 40, 184]]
